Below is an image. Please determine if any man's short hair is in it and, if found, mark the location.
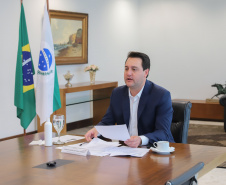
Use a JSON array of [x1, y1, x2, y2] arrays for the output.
[[126, 51, 150, 77]]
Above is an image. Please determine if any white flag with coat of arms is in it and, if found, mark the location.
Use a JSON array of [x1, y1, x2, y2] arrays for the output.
[[36, 5, 61, 125]]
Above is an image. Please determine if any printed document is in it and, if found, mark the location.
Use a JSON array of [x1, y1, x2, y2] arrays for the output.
[[95, 124, 130, 141], [107, 146, 150, 157], [67, 138, 120, 156], [62, 138, 150, 157]]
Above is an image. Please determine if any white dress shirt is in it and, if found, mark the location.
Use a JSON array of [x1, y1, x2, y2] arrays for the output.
[[128, 87, 149, 145]]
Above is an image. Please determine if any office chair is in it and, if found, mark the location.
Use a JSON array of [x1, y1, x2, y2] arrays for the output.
[[171, 100, 192, 143], [219, 95, 226, 132], [165, 162, 204, 185]]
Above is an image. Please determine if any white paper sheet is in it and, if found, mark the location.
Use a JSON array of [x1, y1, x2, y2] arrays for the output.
[[61, 146, 90, 156], [29, 140, 44, 145], [95, 124, 130, 141], [29, 135, 84, 146], [60, 138, 149, 158], [52, 135, 85, 143], [107, 146, 150, 157], [68, 138, 120, 156]]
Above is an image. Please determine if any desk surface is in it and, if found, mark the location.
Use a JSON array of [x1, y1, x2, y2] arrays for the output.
[[1, 133, 226, 185]]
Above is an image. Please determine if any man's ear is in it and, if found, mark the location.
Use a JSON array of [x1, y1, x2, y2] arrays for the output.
[[144, 69, 149, 78]]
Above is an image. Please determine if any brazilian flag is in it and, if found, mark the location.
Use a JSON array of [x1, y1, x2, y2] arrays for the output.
[[14, 4, 36, 129]]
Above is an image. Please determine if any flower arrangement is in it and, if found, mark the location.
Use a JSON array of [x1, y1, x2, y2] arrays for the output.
[[84, 65, 99, 72]]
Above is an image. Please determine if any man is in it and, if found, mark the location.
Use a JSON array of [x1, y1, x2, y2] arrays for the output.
[[85, 51, 174, 147]]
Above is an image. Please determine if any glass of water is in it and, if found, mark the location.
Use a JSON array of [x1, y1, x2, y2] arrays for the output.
[[53, 114, 65, 145]]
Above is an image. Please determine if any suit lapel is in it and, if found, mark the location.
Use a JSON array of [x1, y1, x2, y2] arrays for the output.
[[138, 80, 152, 119], [122, 87, 130, 127]]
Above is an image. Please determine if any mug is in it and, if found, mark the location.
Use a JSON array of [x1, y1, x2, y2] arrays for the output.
[[153, 141, 170, 151]]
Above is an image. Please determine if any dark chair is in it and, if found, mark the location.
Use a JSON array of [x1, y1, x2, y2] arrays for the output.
[[165, 162, 204, 185], [171, 100, 192, 143], [219, 95, 226, 132]]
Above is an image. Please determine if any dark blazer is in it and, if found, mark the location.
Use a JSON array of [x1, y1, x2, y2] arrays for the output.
[[98, 80, 175, 144]]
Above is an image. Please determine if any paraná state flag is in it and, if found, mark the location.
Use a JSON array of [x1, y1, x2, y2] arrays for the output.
[[36, 5, 61, 125], [14, 3, 36, 129]]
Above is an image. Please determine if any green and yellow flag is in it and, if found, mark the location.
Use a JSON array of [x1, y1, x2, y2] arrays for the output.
[[14, 4, 36, 129]]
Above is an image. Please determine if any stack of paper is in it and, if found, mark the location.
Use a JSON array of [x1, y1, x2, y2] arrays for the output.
[[63, 138, 150, 158], [68, 138, 120, 156]]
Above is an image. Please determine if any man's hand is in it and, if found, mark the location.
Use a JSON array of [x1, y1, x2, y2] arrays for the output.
[[85, 128, 98, 141], [124, 136, 142, 148]]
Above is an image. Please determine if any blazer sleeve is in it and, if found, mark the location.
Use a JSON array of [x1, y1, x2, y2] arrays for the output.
[[144, 91, 174, 143]]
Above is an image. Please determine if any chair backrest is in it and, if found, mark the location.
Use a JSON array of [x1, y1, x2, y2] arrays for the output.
[[219, 95, 226, 131], [171, 100, 192, 143], [219, 95, 226, 107], [165, 162, 204, 185]]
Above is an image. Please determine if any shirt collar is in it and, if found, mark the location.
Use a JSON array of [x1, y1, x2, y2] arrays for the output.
[[128, 85, 144, 98]]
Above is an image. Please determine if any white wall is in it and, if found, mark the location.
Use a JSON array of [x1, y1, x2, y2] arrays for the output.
[[0, 0, 139, 139], [1, 0, 226, 139], [139, 0, 226, 99]]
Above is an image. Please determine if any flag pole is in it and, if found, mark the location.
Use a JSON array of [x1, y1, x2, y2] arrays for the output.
[[20, 0, 26, 136], [16, 0, 35, 135], [46, 0, 49, 13], [36, 0, 62, 131], [46, 0, 51, 23]]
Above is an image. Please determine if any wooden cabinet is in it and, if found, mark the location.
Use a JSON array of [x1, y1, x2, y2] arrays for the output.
[[37, 81, 118, 133], [173, 99, 224, 121]]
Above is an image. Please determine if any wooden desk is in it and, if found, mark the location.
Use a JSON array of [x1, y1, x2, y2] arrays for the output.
[[37, 81, 118, 133], [1, 133, 226, 185], [173, 99, 224, 121]]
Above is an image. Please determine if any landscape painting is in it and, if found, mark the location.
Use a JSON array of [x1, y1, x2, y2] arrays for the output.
[[49, 10, 88, 65]]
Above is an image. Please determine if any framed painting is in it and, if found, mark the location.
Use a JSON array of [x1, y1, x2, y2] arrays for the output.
[[49, 10, 88, 65]]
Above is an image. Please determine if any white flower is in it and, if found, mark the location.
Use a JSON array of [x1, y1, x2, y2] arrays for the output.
[[84, 65, 99, 72]]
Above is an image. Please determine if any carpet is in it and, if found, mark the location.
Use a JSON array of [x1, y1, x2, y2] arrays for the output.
[[187, 124, 226, 147], [188, 134, 226, 147]]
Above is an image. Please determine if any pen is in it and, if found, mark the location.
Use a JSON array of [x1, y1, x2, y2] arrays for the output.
[[79, 142, 88, 146]]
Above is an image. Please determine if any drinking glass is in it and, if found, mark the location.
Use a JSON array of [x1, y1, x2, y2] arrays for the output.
[[53, 114, 65, 145]]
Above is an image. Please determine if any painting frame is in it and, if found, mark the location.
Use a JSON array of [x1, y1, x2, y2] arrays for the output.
[[49, 10, 88, 65]]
